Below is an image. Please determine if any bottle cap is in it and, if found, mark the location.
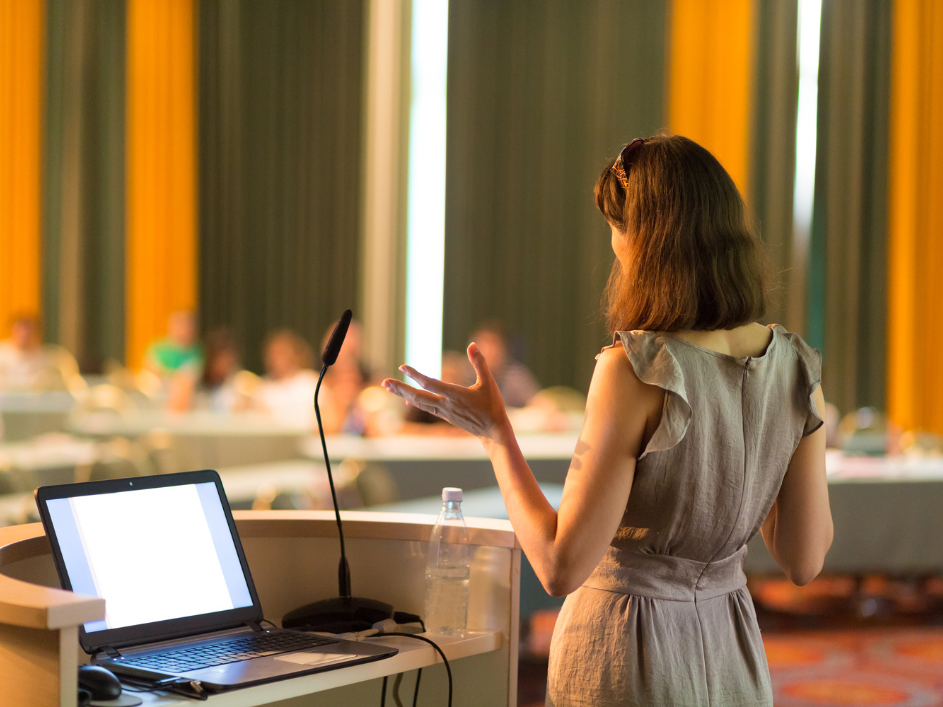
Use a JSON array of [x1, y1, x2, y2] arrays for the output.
[[442, 487, 463, 502]]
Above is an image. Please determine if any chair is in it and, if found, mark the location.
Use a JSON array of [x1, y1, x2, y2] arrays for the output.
[[46, 346, 87, 396], [354, 462, 399, 508], [72, 384, 136, 415]]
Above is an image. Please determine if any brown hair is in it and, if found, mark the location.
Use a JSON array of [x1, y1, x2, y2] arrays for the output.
[[594, 134, 769, 334]]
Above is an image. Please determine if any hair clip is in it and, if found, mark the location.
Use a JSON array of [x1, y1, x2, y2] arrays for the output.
[[612, 138, 645, 190]]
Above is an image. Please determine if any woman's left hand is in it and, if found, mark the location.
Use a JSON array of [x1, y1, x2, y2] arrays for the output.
[[383, 343, 510, 441]]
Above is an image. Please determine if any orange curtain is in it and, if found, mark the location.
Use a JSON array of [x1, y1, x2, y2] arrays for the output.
[[887, 0, 943, 434], [667, 0, 755, 201], [0, 0, 43, 337], [126, 0, 197, 368]]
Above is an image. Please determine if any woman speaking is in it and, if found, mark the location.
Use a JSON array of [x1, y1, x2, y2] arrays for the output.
[[383, 134, 833, 706]]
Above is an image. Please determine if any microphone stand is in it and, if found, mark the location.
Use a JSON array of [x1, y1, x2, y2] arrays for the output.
[[282, 316, 393, 633]]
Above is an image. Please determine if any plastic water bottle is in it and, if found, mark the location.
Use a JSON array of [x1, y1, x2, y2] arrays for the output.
[[425, 487, 469, 636]]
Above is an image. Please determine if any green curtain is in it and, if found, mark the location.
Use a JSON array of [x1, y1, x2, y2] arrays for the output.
[[443, 0, 667, 393], [198, 0, 365, 373], [43, 0, 126, 370], [808, 0, 891, 415], [750, 0, 799, 331]]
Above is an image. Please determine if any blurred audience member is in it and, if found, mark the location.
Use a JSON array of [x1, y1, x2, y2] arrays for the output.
[[144, 311, 203, 378], [191, 329, 252, 413], [255, 329, 318, 426], [369, 349, 473, 437], [470, 321, 539, 408], [319, 319, 369, 434], [441, 349, 471, 386], [0, 314, 67, 391]]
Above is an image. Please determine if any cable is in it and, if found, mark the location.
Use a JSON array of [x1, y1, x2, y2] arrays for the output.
[[119, 675, 208, 701], [393, 673, 405, 707], [412, 668, 422, 707], [373, 633, 452, 707], [381, 675, 388, 707], [386, 614, 426, 707], [411, 619, 425, 707]]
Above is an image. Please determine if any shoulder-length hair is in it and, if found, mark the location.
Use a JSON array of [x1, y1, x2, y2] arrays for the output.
[[594, 134, 769, 334]]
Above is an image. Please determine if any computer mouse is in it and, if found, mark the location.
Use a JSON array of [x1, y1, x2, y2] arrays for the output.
[[78, 665, 122, 701]]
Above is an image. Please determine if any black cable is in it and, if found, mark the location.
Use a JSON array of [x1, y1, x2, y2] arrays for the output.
[[393, 673, 404, 707], [412, 619, 425, 707], [119, 676, 208, 701], [389, 614, 425, 707], [374, 633, 452, 707], [381, 675, 388, 707], [412, 668, 422, 707]]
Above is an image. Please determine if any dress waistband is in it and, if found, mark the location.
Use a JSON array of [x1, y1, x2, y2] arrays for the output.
[[582, 546, 748, 602]]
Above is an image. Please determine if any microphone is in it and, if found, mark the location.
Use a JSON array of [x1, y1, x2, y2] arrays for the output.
[[282, 309, 393, 632], [322, 309, 352, 367]]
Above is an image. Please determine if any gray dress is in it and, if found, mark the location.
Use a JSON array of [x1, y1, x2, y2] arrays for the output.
[[547, 325, 822, 707]]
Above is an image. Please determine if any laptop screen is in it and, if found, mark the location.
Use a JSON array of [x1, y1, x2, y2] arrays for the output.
[[45, 481, 253, 633]]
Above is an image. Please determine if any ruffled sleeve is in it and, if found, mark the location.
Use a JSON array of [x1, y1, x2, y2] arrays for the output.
[[777, 327, 824, 437], [615, 330, 693, 459]]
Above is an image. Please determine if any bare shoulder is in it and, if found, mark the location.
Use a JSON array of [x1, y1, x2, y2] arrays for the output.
[[592, 345, 662, 404], [589, 343, 662, 457]]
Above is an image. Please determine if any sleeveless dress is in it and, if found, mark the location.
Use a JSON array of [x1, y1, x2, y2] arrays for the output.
[[546, 324, 822, 707]]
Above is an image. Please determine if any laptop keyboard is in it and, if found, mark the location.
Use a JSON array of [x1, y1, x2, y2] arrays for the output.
[[111, 631, 337, 674]]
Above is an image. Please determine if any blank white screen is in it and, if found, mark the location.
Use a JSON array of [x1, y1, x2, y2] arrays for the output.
[[71, 485, 236, 629]]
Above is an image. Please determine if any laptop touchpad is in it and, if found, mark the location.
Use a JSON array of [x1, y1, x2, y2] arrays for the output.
[[274, 652, 354, 667]]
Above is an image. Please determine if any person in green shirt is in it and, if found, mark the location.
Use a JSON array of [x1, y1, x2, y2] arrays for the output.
[[144, 311, 204, 378]]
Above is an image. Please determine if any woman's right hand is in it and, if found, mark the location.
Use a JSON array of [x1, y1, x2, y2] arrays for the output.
[[382, 343, 512, 442]]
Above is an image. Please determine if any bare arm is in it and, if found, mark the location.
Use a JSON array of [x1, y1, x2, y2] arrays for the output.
[[384, 343, 659, 596], [760, 386, 833, 586]]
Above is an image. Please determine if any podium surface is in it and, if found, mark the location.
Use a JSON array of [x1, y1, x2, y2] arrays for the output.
[[0, 511, 521, 707]]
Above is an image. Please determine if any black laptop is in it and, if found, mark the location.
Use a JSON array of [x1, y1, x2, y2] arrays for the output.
[[35, 470, 396, 690]]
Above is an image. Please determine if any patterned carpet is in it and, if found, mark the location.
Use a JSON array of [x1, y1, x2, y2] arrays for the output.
[[519, 616, 943, 706], [765, 629, 943, 706]]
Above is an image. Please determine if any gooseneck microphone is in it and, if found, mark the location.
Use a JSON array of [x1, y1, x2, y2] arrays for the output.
[[282, 309, 393, 632], [317, 309, 353, 599]]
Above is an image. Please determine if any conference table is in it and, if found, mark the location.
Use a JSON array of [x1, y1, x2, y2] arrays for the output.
[[0, 391, 76, 442], [301, 432, 578, 499], [5, 418, 943, 577], [67, 409, 310, 469], [366, 451, 943, 618]]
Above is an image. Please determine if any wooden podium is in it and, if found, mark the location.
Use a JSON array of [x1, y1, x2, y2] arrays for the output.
[[0, 511, 521, 707]]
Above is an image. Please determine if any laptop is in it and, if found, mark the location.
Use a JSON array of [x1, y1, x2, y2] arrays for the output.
[[35, 470, 397, 691]]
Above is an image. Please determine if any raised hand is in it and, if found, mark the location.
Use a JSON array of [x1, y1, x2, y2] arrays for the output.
[[383, 343, 510, 441]]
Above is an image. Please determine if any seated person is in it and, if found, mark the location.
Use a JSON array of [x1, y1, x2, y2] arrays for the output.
[[254, 329, 318, 427], [189, 328, 252, 413], [0, 314, 67, 391], [143, 311, 203, 379], [319, 319, 369, 435], [363, 350, 472, 437], [467, 321, 539, 408]]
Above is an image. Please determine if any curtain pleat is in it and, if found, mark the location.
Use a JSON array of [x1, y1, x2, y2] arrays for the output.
[[43, 0, 125, 368], [0, 0, 44, 337], [125, 0, 197, 369], [750, 0, 798, 330], [199, 0, 364, 374], [888, 0, 943, 434], [808, 0, 891, 416], [443, 0, 667, 392], [668, 0, 755, 200]]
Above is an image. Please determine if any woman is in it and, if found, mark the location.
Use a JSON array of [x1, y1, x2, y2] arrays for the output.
[[255, 329, 319, 427], [192, 328, 248, 413], [383, 134, 832, 706]]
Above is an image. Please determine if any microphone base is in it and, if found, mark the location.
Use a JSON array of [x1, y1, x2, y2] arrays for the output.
[[282, 597, 394, 634]]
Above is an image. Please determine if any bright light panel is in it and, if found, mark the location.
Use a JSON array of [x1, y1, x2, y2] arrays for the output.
[[793, 0, 823, 235], [404, 0, 449, 380]]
